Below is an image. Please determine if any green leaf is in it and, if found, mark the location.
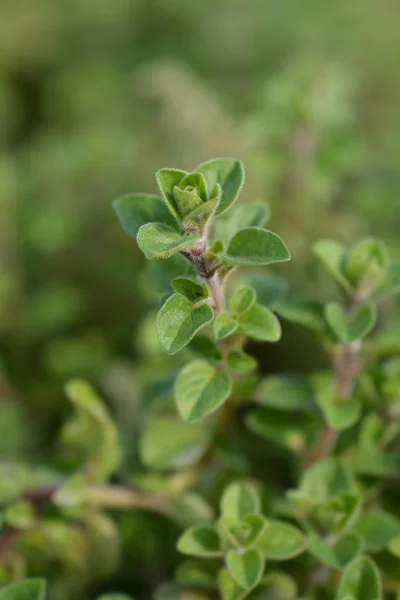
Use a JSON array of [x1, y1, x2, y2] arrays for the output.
[[238, 305, 281, 342], [307, 533, 340, 569], [157, 294, 213, 354], [246, 407, 308, 451], [0, 580, 46, 600], [218, 568, 249, 600], [227, 350, 257, 375], [274, 299, 326, 335], [240, 271, 288, 308], [313, 372, 362, 430], [388, 534, 400, 558], [137, 223, 200, 260], [139, 416, 211, 470], [348, 449, 400, 477], [224, 228, 290, 266], [374, 261, 400, 300], [63, 379, 121, 481], [112, 193, 177, 237], [177, 525, 223, 557], [256, 375, 315, 413], [344, 238, 388, 295], [334, 532, 365, 567], [213, 202, 270, 245], [230, 286, 257, 315], [175, 559, 219, 588], [166, 492, 213, 528], [227, 548, 264, 589], [220, 514, 267, 548], [171, 277, 209, 303], [353, 510, 400, 552], [315, 491, 362, 535], [313, 239, 352, 293], [255, 520, 306, 561], [175, 359, 232, 421], [187, 334, 223, 362], [220, 482, 261, 520], [195, 158, 245, 215], [3, 500, 35, 530], [179, 172, 208, 202], [156, 168, 187, 221], [337, 556, 382, 600], [299, 458, 355, 501], [213, 311, 239, 339], [324, 302, 376, 343]]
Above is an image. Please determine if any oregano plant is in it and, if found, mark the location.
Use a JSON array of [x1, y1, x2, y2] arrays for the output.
[[1, 158, 400, 600]]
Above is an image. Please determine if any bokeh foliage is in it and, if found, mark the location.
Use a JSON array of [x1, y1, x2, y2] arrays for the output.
[[1, 0, 400, 599]]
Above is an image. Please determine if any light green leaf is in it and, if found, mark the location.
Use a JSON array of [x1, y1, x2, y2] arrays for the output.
[[227, 548, 264, 589], [388, 534, 400, 558], [195, 158, 245, 215], [220, 482, 261, 520], [139, 416, 211, 470], [224, 228, 290, 266], [171, 277, 209, 303], [230, 286, 257, 315], [179, 172, 208, 202], [174, 359, 232, 421], [313, 372, 362, 430], [213, 202, 270, 245], [313, 239, 352, 293], [256, 375, 315, 413], [315, 491, 362, 535], [238, 305, 281, 342], [137, 223, 200, 259], [166, 492, 213, 528], [0, 580, 46, 600], [156, 168, 187, 221], [227, 350, 257, 375], [256, 520, 306, 561], [157, 294, 213, 354], [220, 514, 267, 548], [344, 238, 388, 295], [218, 568, 249, 600], [299, 458, 355, 501], [175, 559, 219, 588], [63, 379, 121, 481], [112, 193, 177, 237], [337, 556, 382, 600], [374, 262, 400, 300], [214, 311, 239, 339], [325, 302, 376, 343], [307, 533, 340, 569], [3, 500, 35, 530], [177, 525, 223, 557], [353, 510, 400, 552], [308, 531, 364, 570]]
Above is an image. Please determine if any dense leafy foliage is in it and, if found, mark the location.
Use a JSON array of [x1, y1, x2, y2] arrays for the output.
[[2, 153, 400, 599]]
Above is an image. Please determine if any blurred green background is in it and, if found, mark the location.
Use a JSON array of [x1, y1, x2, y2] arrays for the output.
[[1, 0, 400, 597]]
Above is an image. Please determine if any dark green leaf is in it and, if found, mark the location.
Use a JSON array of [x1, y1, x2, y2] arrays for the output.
[[256, 375, 315, 412], [353, 510, 400, 552], [171, 277, 209, 303]]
